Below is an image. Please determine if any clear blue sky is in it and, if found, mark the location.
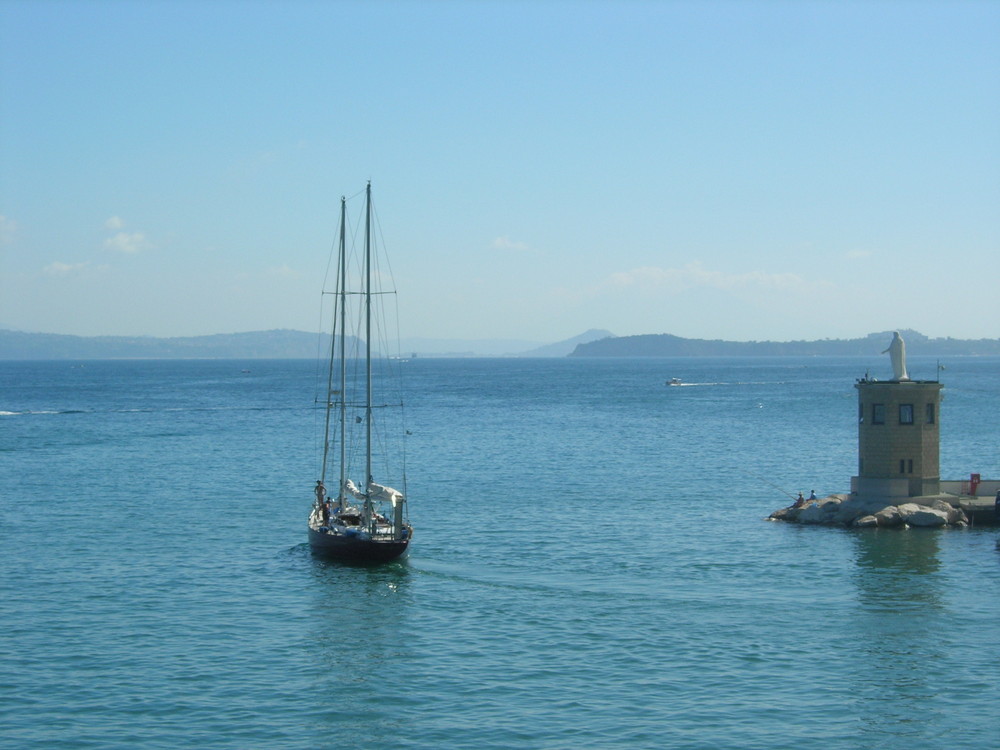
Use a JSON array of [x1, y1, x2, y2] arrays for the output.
[[2, 0, 998, 344]]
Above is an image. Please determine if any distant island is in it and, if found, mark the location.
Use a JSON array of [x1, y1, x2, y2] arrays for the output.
[[568, 330, 1000, 357], [1, 327, 998, 360]]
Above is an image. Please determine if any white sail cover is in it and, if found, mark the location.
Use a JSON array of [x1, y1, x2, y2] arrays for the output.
[[343, 479, 367, 500], [367, 481, 404, 504]]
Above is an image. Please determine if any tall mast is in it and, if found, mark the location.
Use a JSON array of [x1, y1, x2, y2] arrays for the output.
[[321, 197, 347, 487], [337, 196, 347, 507], [364, 182, 373, 523]]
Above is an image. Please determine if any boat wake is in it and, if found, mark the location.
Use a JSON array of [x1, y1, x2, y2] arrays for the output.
[[667, 381, 791, 387], [1, 405, 302, 417], [0, 409, 89, 416]]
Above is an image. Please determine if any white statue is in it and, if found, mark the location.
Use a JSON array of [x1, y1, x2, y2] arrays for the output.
[[882, 331, 909, 381]]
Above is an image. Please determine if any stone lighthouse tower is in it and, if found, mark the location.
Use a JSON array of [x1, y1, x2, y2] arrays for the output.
[[851, 332, 943, 501]]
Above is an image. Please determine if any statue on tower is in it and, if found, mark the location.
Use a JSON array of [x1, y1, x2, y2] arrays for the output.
[[882, 331, 909, 381]]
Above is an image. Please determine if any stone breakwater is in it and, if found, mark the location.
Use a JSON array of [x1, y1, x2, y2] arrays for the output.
[[769, 495, 968, 528]]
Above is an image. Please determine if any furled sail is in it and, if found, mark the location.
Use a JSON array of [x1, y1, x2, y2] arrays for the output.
[[368, 482, 404, 504], [343, 479, 367, 500]]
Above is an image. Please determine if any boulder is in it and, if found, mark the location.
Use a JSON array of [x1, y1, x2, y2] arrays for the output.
[[768, 506, 797, 522], [833, 497, 873, 525], [930, 499, 967, 525], [874, 506, 905, 528], [898, 503, 949, 527], [797, 502, 829, 524], [853, 515, 879, 528]]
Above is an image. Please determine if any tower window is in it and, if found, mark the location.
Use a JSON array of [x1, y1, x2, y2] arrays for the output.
[[899, 404, 914, 424], [926, 403, 935, 424], [872, 404, 885, 425]]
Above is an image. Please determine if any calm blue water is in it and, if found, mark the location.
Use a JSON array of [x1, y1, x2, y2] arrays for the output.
[[2, 356, 999, 749]]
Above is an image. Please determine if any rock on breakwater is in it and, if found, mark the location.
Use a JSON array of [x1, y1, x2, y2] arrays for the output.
[[769, 494, 969, 528]]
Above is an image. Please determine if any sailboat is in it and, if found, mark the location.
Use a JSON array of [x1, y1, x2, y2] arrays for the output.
[[308, 183, 412, 563]]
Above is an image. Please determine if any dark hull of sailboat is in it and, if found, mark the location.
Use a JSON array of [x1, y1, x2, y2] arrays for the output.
[[308, 527, 410, 564]]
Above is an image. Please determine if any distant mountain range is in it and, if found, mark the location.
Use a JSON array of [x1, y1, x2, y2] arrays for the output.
[[0, 328, 613, 359], [0, 328, 332, 360], [2, 327, 997, 360], [568, 329, 1000, 357]]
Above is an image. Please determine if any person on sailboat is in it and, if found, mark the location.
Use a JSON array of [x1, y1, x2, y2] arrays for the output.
[[316, 480, 330, 525]]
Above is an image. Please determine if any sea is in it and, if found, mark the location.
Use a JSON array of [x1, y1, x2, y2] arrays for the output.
[[2, 355, 999, 750]]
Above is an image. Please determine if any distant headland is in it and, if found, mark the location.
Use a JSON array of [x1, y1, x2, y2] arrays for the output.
[[568, 329, 1000, 357], [1, 327, 998, 360]]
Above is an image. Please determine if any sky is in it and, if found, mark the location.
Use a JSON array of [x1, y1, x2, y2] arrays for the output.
[[1, 0, 998, 344]]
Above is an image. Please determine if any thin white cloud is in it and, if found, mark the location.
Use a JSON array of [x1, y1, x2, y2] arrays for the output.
[[43, 261, 89, 276], [492, 236, 529, 252], [102, 216, 148, 254], [104, 230, 147, 254]]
